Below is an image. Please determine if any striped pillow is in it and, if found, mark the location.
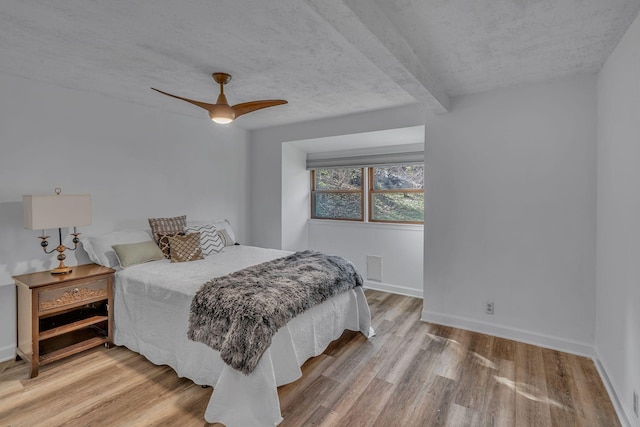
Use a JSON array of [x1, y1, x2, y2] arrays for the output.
[[148, 215, 187, 244], [217, 228, 235, 246], [184, 224, 224, 256]]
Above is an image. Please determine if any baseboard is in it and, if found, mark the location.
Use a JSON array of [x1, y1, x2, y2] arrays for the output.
[[421, 309, 593, 358], [0, 344, 15, 363], [364, 280, 423, 299], [594, 348, 635, 427]]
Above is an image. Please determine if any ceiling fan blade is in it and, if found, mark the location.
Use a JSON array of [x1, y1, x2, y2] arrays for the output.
[[151, 88, 216, 112], [232, 100, 288, 118]]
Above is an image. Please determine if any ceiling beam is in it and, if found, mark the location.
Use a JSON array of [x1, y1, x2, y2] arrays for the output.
[[304, 0, 450, 113]]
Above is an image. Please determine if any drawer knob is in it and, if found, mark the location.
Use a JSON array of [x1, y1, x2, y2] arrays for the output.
[[73, 288, 80, 295]]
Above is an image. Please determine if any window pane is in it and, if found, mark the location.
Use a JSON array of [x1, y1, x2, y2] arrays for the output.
[[313, 193, 362, 220], [371, 192, 424, 222], [373, 165, 424, 190], [314, 168, 362, 191]]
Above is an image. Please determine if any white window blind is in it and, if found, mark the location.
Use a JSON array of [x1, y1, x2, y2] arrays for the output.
[[306, 144, 424, 170]]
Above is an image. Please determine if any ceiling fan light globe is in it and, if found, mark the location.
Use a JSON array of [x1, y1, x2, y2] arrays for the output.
[[211, 116, 234, 124], [209, 105, 235, 124]]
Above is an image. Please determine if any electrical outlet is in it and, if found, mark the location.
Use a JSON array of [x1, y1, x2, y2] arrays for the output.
[[485, 301, 494, 315], [634, 390, 638, 418]]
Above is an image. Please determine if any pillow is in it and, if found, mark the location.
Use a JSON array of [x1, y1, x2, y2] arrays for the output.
[[168, 233, 204, 263], [112, 241, 164, 268], [214, 219, 237, 246], [156, 232, 185, 259], [217, 228, 235, 246], [81, 230, 153, 268], [183, 224, 223, 256], [148, 215, 187, 244], [187, 218, 236, 246]]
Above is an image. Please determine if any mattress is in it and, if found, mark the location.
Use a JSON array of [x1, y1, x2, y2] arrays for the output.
[[113, 245, 373, 426]]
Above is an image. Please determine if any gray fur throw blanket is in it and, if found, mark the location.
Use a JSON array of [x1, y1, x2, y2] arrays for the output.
[[187, 250, 363, 375]]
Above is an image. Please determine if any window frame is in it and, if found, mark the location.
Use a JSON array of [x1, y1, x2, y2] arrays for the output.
[[310, 165, 424, 225], [310, 168, 365, 222], [367, 167, 424, 225]]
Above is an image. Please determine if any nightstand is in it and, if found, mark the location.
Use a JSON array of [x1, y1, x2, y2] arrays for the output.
[[13, 264, 115, 378]]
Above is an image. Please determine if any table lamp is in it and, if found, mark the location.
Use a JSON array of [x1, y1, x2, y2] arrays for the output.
[[23, 188, 91, 274]]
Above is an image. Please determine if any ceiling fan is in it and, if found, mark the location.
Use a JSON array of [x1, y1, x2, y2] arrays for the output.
[[152, 72, 287, 124]]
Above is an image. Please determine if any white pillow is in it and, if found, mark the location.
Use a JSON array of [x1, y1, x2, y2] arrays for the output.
[[214, 219, 237, 246], [183, 224, 224, 256], [81, 230, 153, 269], [187, 218, 237, 246]]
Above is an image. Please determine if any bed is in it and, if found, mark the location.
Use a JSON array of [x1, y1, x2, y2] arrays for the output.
[[83, 228, 373, 427]]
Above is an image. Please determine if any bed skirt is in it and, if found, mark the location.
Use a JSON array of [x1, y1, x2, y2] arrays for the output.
[[115, 279, 373, 427]]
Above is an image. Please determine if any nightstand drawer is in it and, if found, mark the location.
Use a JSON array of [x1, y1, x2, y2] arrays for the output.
[[38, 277, 109, 312]]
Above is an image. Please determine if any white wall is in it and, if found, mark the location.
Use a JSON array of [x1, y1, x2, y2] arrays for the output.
[[281, 144, 309, 252], [596, 11, 640, 426], [250, 104, 426, 295], [0, 72, 250, 361], [249, 103, 426, 249], [309, 221, 424, 297], [423, 75, 598, 356]]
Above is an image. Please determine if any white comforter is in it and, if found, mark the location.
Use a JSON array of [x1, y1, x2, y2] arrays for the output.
[[113, 245, 373, 427]]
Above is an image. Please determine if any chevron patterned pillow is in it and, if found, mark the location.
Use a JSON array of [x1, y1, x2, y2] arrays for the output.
[[184, 224, 224, 256]]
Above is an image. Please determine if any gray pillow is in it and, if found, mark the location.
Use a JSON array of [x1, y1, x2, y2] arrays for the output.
[[112, 240, 164, 268]]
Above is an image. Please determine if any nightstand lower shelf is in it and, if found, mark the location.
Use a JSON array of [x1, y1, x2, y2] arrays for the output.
[[39, 303, 108, 339], [40, 329, 109, 364]]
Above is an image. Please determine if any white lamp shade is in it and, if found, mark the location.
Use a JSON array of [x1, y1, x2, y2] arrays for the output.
[[23, 194, 92, 230]]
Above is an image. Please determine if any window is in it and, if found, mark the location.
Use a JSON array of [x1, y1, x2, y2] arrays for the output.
[[369, 165, 424, 224], [311, 168, 364, 221], [310, 164, 424, 224]]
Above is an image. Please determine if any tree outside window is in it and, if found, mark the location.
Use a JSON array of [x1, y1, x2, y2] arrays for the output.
[[369, 165, 424, 223], [310, 165, 424, 224], [311, 168, 364, 221]]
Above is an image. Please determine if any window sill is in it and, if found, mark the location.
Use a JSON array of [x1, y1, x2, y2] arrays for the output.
[[308, 218, 423, 232]]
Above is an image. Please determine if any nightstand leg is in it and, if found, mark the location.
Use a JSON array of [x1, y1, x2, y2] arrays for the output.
[[29, 362, 39, 379]]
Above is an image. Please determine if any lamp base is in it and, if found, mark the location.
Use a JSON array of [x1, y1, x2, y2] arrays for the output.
[[50, 243, 74, 274], [51, 266, 73, 274]]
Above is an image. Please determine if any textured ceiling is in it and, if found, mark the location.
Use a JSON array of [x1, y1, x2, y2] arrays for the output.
[[374, 0, 640, 96], [1, 0, 638, 129]]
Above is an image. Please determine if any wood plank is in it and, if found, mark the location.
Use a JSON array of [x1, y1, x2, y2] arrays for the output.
[[373, 333, 443, 426], [335, 376, 395, 427], [421, 374, 458, 426], [489, 358, 517, 427], [39, 336, 107, 364], [542, 349, 579, 426], [39, 315, 108, 340], [280, 375, 339, 426], [452, 332, 494, 410], [514, 342, 553, 426], [570, 354, 621, 426]]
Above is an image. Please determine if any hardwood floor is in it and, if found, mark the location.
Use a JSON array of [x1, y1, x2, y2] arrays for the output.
[[0, 290, 620, 426]]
